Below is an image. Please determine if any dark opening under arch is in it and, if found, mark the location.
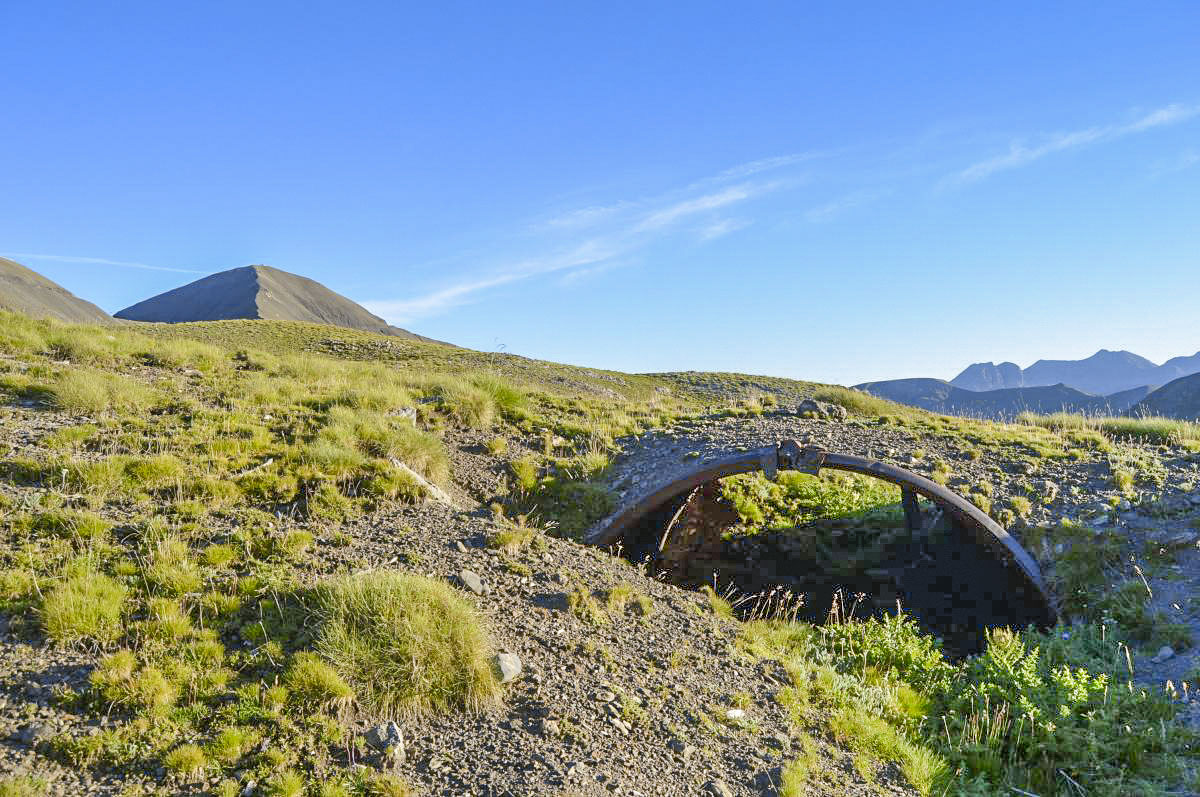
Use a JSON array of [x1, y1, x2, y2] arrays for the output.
[[588, 441, 1057, 654]]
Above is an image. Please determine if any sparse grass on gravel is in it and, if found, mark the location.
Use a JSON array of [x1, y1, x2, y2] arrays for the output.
[[1018, 411, 1200, 448]]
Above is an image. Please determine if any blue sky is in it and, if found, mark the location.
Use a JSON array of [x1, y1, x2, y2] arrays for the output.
[[2, 2, 1198, 385]]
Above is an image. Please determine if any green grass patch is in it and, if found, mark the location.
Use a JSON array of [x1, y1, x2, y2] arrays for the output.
[[41, 570, 127, 645], [308, 571, 501, 717]]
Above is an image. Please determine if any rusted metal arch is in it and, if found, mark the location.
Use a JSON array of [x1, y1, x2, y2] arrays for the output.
[[588, 440, 1057, 626]]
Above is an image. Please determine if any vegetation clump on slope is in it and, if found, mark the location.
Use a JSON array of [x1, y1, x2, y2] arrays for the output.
[[310, 570, 502, 717], [741, 612, 1192, 797]]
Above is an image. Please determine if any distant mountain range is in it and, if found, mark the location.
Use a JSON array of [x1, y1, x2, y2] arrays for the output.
[[0, 257, 111, 323], [853, 378, 1154, 420], [951, 349, 1200, 395], [857, 348, 1200, 421]]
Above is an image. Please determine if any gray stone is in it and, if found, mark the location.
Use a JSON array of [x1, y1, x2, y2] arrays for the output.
[[796, 398, 847, 422], [609, 717, 630, 734], [459, 569, 486, 595], [1164, 532, 1199, 550], [17, 723, 52, 746], [704, 780, 734, 797], [494, 652, 522, 683], [1151, 646, 1176, 664], [454, 540, 468, 553], [365, 721, 405, 761], [667, 737, 699, 759]]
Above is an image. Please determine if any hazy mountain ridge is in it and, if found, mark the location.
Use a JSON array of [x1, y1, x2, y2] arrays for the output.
[[1134, 372, 1200, 420], [115, 265, 444, 343], [0, 257, 111, 323], [853, 377, 1153, 420], [952, 349, 1200, 395]]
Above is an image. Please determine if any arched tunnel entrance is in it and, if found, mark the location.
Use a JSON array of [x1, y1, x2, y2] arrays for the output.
[[588, 441, 1057, 655]]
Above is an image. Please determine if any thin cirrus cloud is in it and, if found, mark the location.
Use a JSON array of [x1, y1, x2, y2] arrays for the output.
[[364, 158, 805, 323], [946, 102, 1200, 186], [363, 238, 621, 322], [699, 217, 752, 241], [804, 188, 892, 224], [4, 252, 208, 275]]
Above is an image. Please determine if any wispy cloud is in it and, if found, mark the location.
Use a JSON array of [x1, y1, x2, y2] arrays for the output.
[[708, 151, 826, 182], [364, 239, 619, 320], [539, 202, 631, 230], [1152, 148, 1200, 176], [804, 188, 891, 223], [634, 184, 760, 231], [368, 156, 805, 323], [4, 252, 207, 275], [698, 218, 751, 241], [947, 103, 1200, 186]]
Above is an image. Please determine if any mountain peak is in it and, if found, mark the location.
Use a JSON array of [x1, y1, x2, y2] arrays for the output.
[[114, 265, 443, 343]]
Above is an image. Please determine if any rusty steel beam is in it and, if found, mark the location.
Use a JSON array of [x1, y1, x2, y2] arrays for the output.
[[588, 440, 1056, 626]]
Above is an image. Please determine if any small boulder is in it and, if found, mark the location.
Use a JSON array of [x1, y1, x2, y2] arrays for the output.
[[1151, 646, 1176, 664], [797, 398, 847, 421], [459, 569, 486, 595], [704, 780, 734, 797], [17, 723, 52, 746], [365, 721, 405, 761], [725, 708, 746, 722], [1164, 532, 1199, 550], [494, 652, 522, 683]]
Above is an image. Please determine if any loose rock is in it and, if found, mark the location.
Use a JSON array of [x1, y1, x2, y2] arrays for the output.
[[1152, 646, 1176, 664], [494, 652, 522, 683], [459, 569, 486, 595], [704, 780, 734, 797]]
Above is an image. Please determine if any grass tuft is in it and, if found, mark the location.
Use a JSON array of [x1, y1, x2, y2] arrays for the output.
[[310, 571, 501, 717], [41, 570, 127, 645], [163, 744, 207, 778], [285, 652, 355, 710]]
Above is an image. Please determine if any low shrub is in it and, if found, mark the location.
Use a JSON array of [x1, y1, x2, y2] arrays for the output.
[[741, 612, 1193, 796]]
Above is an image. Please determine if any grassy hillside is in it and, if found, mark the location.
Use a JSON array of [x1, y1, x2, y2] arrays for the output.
[[0, 311, 1196, 796]]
